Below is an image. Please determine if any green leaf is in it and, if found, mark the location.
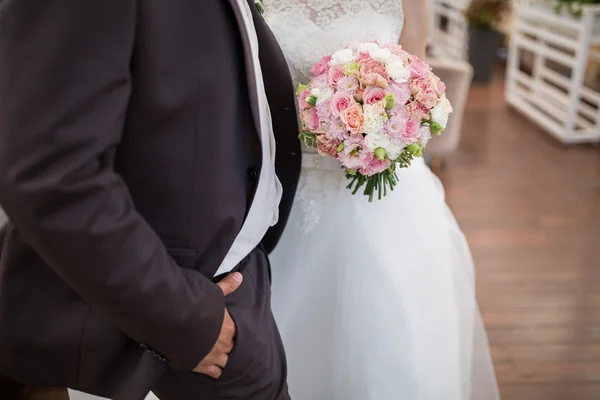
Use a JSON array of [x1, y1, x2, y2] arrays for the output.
[[255, 0, 265, 18], [296, 83, 309, 96], [306, 96, 317, 106], [299, 131, 317, 148]]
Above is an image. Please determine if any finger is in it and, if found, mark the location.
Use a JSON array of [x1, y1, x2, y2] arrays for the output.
[[205, 365, 222, 379], [222, 340, 234, 354], [216, 336, 234, 354], [223, 309, 236, 332], [193, 364, 222, 379], [200, 351, 218, 366], [215, 354, 228, 368], [216, 272, 243, 296]]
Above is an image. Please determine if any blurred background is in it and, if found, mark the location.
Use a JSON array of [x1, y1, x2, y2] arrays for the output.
[[1, 0, 599, 399], [425, 0, 600, 399]]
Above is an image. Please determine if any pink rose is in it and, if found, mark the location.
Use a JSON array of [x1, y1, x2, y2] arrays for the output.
[[330, 91, 356, 117], [384, 43, 403, 54], [410, 78, 438, 109], [340, 104, 364, 133], [428, 73, 446, 96], [363, 86, 387, 105], [356, 52, 371, 62], [316, 135, 342, 158], [298, 89, 311, 110], [301, 108, 320, 132], [385, 112, 408, 141], [402, 119, 422, 144], [312, 55, 332, 77], [328, 67, 346, 87], [359, 60, 389, 88], [361, 157, 392, 176], [410, 59, 431, 79], [338, 136, 373, 170], [406, 101, 431, 121], [437, 80, 446, 95]]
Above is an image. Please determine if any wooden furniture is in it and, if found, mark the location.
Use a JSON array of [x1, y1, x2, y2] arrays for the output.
[[429, 0, 470, 61], [506, 1, 600, 143]]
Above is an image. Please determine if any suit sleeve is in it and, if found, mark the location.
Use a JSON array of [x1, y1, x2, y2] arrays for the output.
[[0, 1, 223, 371]]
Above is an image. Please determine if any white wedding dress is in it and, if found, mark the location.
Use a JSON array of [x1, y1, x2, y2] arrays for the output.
[[264, 1, 501, 399]]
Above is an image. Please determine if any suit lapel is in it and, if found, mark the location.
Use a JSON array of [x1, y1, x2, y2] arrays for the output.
[[225, 0, 263, 139]]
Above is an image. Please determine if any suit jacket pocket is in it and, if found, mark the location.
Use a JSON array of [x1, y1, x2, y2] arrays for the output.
[[75, 248, 197, 397], [166, 248, 198, 270], [76, 307, 167, 399]]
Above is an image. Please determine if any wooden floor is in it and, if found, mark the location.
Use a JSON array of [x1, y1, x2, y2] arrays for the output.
[[438, 76, 600, 399]]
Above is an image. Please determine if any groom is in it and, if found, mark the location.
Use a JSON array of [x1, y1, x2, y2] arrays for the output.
[[0, 1, 300, 399]]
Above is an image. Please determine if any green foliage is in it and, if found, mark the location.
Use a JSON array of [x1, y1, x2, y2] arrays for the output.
[[465, 0, 511, 30], [554, 0, 600, 18]]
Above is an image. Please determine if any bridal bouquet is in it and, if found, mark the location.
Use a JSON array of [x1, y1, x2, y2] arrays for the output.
[[296, 42, 452, 201]]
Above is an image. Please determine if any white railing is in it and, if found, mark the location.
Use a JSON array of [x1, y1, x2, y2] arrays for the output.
[[429, 0, 470, 61], [505, 2, 600, 143]]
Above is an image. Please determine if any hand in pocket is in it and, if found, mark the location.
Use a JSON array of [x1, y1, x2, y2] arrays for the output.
[[193, 272, 243, 379]]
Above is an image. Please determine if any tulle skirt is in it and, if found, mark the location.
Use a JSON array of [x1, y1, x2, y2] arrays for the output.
[[269, 156, 500, 400]]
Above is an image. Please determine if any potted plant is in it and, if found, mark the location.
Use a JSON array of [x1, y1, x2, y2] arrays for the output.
[[465, 0, 511, 83], [553, 0, 600, 17]]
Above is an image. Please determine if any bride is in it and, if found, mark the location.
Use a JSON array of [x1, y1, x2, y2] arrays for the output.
[[264, 0, 501, 399]]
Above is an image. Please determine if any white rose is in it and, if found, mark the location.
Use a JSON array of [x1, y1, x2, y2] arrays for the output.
[[386, 60, 411, 83], [388, 54, 403, 64], [315, 87, 334, 105], [369, 48, 393, 64], [364, 133, 385, 152], [365, 134, 405, 159], [310, 88, 320, 97], [430, 95, 453, 129], [362, 105, 387, 135], [330, 49, 355, 66], [384, 140, 404, 160], [358, 42, 380, 54]]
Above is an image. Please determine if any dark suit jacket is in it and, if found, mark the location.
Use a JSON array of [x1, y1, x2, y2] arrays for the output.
[[0, 0, 300, 397]]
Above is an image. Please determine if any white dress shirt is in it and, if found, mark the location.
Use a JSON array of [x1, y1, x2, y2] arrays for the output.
[[214, 0, 282, 276]]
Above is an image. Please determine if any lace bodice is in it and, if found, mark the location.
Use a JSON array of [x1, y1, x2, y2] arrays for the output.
[[264, 0, 405, 230], [264, 0, 404, 87]]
